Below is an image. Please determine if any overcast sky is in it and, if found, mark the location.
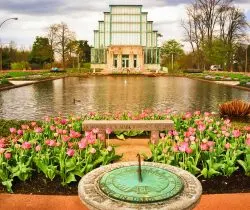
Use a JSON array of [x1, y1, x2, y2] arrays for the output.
[[0, 0, 250, 51]]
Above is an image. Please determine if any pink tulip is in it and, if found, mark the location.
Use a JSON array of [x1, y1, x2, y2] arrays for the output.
[[44, 116, 51, 122], [204, 112, 211, 117], [189, 136, 196, 141], [200, 143, 209, 151], [0, 142, 5, 148], [4, 153, 11, 159], [66, 148, 75, 157], [194, 111, 201, 116], [48, 140, 56, 147], [198, 124, 206, 132], [68, 142, 74, 148], [90, 148, 96, 154], [97, 133, 105, 141], [224, 119, 231, 125], [178, 142, 188, 152], [22, 142, 31, 150], [31, 122, 37, 127], [62, 130, 67, 135], [0, 148, 5, 154], [34, 127, 43, 133], [9, 128, 16, 134], [17, 129, 23, 135], [50, 125, 56, 131], [173, 130, 178, 136], [232, 130, 241, 138], [244, 126, 250, 132], [246, 139, 250, 146], [160, 133, 165, 139], [62, 135, 71, 142], [21, 124, 29, 130], [185, 147, 193, 154], [35, 145, 41, 152], [106, 128, 112, 135], [61, 119, 67, 125], [92, 128, 99, 134], [78, 139, 87, 149], [225, 143, 231, 150], [168, 130, 173, 136], [207, 141, 215, 148], [184, 112, 192, 119]]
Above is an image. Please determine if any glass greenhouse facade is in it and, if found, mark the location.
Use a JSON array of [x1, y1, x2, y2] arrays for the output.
[[91, 5, 161, 71]]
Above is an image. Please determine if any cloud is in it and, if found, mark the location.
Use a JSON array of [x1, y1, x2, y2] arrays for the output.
[[0, 0, 249, 51]]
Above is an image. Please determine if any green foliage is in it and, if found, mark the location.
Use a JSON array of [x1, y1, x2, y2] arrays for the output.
[[29, 36, 53, 68], [0, 119, 33, 137], [11, 62, 30, 70], [161, 39, 184, 57], [1, 42, 30, 70], [0, 77, 10, 85], [161, 39, 184, 71], [202, 39, 231, 69], [0, 116, 120, 192]]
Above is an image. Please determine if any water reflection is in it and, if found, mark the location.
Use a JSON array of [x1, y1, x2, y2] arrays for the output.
[[0, 76, 249, 120]]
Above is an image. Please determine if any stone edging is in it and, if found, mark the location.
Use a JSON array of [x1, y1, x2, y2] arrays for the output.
[[78, 162, 202, 210], [0, 77, 65, 92]]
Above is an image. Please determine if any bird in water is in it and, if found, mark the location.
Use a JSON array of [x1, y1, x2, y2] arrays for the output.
[[73, 98, 81, 104]]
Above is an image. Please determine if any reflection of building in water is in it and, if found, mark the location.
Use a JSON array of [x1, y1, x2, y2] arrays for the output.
[[93, 77, 156, 112], [91, 5, 161, 72]]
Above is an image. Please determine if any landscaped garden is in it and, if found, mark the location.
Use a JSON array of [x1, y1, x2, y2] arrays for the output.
[[0, 110, 249, 194]]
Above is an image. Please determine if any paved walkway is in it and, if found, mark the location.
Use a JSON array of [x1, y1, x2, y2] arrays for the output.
[[1, 138, 250, 210], [0, 193, 249, 210]]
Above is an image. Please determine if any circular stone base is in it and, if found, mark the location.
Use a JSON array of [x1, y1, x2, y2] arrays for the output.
[[78, 162, 202, 210]]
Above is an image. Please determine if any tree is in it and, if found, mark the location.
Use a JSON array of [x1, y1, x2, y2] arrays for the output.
[[161, 39, 184, 71], [29, 36, 53, 68], [202, 38, 231, 69], [182, 0, 248, 71], [79, 40, 91, 63], [47, 22, 75, 68]]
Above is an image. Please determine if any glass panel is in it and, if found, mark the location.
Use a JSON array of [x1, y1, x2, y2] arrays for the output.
[[111, 6, 141, 14], [100, 32, 104, 48], [147, 23, 152, 32], [112, 33, 140, 45], [94, 31, 99, 48], [99, 22, 104, 32], [122, 55, 129, 68], [147, 33, 152, 47], [134, 55, 137, 67], [113, 54, 118, 67]]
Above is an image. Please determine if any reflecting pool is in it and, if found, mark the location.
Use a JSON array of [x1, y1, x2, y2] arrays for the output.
[[0, 76, 249, 120]]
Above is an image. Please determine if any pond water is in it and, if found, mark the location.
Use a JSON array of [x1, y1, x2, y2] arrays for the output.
[[0, 76, 249, 120]]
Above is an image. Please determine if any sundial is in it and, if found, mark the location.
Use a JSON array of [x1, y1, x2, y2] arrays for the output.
[[78, 158, 202, 210], [99, 154, 184, 203]]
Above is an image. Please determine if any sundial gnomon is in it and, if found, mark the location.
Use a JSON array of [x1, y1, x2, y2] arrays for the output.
[[99, 155, 184, 203]]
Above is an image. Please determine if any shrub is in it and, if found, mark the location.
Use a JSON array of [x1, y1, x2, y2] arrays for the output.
[[11, 62, 30, 70], [219, 100, 250, 117], [0, 77, 10, 85]]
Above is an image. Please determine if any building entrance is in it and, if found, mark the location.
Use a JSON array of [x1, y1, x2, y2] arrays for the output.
[[122, 55, 129, 68]]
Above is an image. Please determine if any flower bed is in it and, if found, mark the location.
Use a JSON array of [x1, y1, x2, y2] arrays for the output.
[[146, 111, 250, 180], [0, 116, 120, 192], [0, 110, 249, 194]]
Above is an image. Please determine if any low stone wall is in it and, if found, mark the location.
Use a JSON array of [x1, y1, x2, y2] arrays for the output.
[[144, 64, 161, 71], [91, 64, 106, 70]]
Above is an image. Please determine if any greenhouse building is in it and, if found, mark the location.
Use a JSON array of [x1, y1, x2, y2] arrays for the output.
[[91, 5, 161, 72]]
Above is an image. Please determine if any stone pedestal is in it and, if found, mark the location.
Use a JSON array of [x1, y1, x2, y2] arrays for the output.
[[78, 162, 202, 210]]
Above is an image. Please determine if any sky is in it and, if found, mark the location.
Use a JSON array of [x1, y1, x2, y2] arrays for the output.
[[0, 0, 250, 51]]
